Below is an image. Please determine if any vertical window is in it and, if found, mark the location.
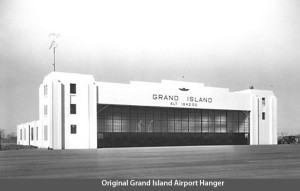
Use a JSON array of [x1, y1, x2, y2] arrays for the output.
[[214, 110, 221, 133], [20, 129, 22, 141], [71, 125, 77, 134], [181, 109, 188, 133], [195, 110, 201, 133], [70, 104, 76, 114], [262, 97, 265, 106], [188, 110, 196, 133], [44, 126, 48, 141], [208, 110, 215, 133], [24, 129, 26, 140], [36, 127, 38, 141], [220, 111, 226, 133], [262, 112, 266, 120], [44, 85, 48, 96], [70, 83, 76, 94], [44, 105, 48, 115], [174, 109, 181, 132], [202, 110, 209, 132], [31, 127, 34, 140]]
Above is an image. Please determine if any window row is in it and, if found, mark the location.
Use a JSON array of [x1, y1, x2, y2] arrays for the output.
[[44, 104, 77, 115], [44, 83, 76, 96], [97, 105, 250, 133], [44, 83, 77, 116], [19, 124, 77, 142], [98, 119, 249, 133], [98, 105, 250, 123], [19, 126, 42, 141]]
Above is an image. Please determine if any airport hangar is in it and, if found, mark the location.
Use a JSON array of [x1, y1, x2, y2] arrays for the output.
[[17, 72, 277, 149]]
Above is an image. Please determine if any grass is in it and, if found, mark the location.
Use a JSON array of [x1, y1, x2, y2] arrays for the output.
[[0, 143, 37, 151]]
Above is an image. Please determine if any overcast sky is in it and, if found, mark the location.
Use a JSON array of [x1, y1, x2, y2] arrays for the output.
[[1, 0, 300, 135]]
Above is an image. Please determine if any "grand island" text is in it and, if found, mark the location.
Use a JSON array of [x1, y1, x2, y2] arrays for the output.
[[152, 94, 213, 107]]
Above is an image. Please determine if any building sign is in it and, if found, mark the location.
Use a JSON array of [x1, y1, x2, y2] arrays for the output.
[[152, 94, 212, 107], [97, 81, 251, 111]]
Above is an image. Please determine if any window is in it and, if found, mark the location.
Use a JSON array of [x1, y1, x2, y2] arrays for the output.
[[36, 127, 38, 141], [44, 126, 48, 141], [44, 105, 48, 115], [44, 85, 48, 96], [262, 112, 266, 120], [71, 125, 77, 134], [31, 127, 34, 140], [24, 129, 26, 140], [70, 104, 76, 114], [70, 83, 76, 94], [96, 105, 250, 135], [20, 129, 22, 141], [262, 97, 265, 106]]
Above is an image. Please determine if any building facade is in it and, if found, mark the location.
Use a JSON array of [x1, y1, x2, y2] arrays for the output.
[[17, 72, 277, 149]]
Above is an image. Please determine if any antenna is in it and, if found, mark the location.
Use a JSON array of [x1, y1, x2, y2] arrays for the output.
[[49, 33, 60, 72]]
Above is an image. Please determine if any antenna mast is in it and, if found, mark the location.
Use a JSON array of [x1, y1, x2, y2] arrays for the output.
[[49, 33, 60, 72]]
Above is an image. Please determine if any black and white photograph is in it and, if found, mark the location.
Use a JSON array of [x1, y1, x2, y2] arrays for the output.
[[1, 0, 300, 190]]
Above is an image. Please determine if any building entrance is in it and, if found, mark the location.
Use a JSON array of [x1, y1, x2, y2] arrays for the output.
[[97, 104, 250, 148]]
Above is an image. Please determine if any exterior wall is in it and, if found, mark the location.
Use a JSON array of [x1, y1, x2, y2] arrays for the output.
[[271, 97, 278, 144], [52, 80, 64, 149], [17, 123, 29, 146], [96, 80, 251, 111], [18, 72, 97, 149], [63, 79, 95, 149], [39, 81, 51, 148], [17, 121, 41, 147], [88, 83, 98, 149], [239, 89, 277, 145], [17, 72, 277, 149], [96, 80, 277, 146], [39, 72, 97, 149]]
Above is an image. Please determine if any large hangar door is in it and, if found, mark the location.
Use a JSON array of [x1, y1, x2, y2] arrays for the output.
[[96, 104, 251, 148]]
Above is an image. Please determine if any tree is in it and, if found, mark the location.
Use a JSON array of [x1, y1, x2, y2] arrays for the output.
[[295, 134, 300, 143], [278, 131, 288, 139], [6, 132, 16, 140], [277, 131, 289, 144], [0, 129, 5, 150]]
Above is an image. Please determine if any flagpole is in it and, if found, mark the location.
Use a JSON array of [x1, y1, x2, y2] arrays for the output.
[[49, 33, 59, 72], [53, 46, 56, 72]]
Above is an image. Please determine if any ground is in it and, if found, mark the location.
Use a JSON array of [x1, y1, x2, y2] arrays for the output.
[[1, 145, 300, 179], [0, 143, 37, 150]]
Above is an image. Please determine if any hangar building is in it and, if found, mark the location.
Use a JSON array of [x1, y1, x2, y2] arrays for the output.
[[17, 72, 277, 149]]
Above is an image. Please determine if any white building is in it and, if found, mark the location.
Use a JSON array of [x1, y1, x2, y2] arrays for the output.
[[17, 72, 277, 149]]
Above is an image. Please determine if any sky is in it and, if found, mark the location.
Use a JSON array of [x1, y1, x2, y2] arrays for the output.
[[1, 0, 300, 135]]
